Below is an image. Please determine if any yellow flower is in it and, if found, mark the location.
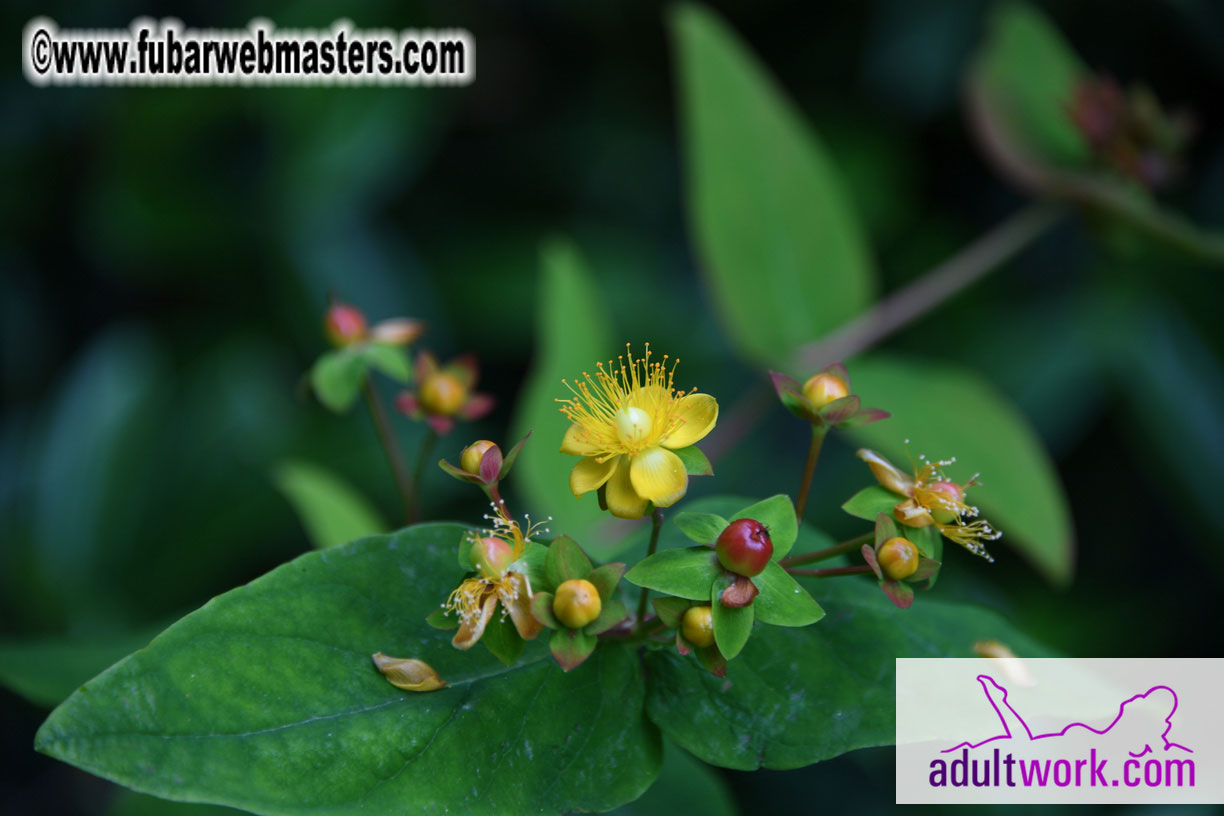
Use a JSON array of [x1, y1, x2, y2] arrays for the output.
[[443, 508, 544, 649], [857, 448, 1001, 561], [557, 344, 718, 519]]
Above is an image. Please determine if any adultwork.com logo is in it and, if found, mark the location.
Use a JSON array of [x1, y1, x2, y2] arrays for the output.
[[929, 674, 1194, 789], [895, 658, 1224, 804]]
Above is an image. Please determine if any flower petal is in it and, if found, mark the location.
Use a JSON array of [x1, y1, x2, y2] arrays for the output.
[[451, 593, 498, 650], [894, 498, 934, 528], [856, 448, 914, 496], [458, 392, 495, 420], [569, 455, 616, 498], [661, 393, 718, 449], [503, 574, 543, 641], [371, 653, 446, 691], [605, 455, 650, 519], [628, 446, 688, 508], [561, 423, 599, 456]]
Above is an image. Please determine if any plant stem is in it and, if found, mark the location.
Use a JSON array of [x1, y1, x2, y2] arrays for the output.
[[704, 204, 1063, 465], [793, 202, 1064, 372], [406, 429, 439, 524], [793, 427, 826, 522], [635, 509, 665, 633], [779, 532, 873, 568], [787, 564, 874, 578], [362, 377, 413, 523]]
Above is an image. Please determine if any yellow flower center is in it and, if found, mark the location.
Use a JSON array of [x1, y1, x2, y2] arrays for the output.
[[614, 406, 653, 446], [557, 343, 691, 458]]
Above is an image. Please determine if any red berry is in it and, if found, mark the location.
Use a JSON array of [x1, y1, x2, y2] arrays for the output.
[[715, 518, 773, 577]]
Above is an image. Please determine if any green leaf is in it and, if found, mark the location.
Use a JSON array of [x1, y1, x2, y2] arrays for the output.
[[479, 614, 525, 666], [587, 562, 626, 602], [359, 342, 413, 383], [671, 3, 875, 366], [271, 459, 386, 550], [109, 790, 242, 816], [625, 548, 723, 601], [550, 627, 598, 672], [0, 624, 164, 709], [646, 575, 1056, 771], [751, 563, 824, 627], [510, 239, 616, 554], [730, 494, 797, 560], [672, 512, 728, 545], [310, 348, 367, 413], [425, 608, 457, 631], [671, 444, 713, 477], [971, 2, 1089, 169], [585, 600, 628, 637], [904, 523, 942, 565], [530, 592, 560, 630], [652, 597, 691, 630], [845, 354, 1074, 584], [842, 485, 901, 524], [545, 535, 593, 588], [710, 577, 753, 660], [610, 741, 737, 816], [36, 524, 661, 814]]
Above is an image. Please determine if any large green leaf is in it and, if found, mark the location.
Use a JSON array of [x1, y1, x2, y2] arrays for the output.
[[510, 239, 615, 552], [0, 624, 165, 709], [671, 4, 875, 367], [36, 524, 661, 814], [844, 354, 1073, 584], [271, 459, 386, 549], [645, 574, 1055, 771], [611, 740, 737, 816]]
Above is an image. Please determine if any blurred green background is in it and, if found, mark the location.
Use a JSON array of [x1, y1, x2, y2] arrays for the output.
[[4, 0, 1224, 813]]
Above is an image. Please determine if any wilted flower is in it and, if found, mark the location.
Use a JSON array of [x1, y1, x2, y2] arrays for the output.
[[857, 447, 1000, 561], [557, 344, 717, 519], [324, 302, 425, 349], [441, 507, 545, 649], [397, 352, 494, 435]]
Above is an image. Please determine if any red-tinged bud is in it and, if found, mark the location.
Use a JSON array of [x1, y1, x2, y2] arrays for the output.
[[878, 537, 919, 581], [928, 480, 963, 524], [324, 303, 367, 347], [460, 440, 498, 475], [419, 372, 468, 416], [802, 372, 849, 410], [553, 579, 602, 629], [716, 518, 773, 577], [681, 606, 715, 649], [470, 536, 515, 579]]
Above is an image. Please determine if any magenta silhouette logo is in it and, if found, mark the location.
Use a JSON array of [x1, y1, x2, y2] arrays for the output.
[[895, 658, 1224, 804]]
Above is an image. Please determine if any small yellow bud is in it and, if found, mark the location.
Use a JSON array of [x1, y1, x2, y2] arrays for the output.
[[419, 372, 468, 416], [553, 579, 602, 629], [681, 605, 715, 648], [878, 537, 919, 580], [801, 372, 850, 410], [372, 652, 446, 692], [460, 440, 498, 475], [470, 535, 515, 579]]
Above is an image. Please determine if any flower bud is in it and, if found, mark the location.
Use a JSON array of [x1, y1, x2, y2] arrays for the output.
[[878, 537, 919, 581], [715, 518, 773, 577], [469, 535, 515, 579], [681, 606, 715, 649], [419, 372, 468, 416], [460, 440, 498, 475], [802, 372, 850, 410], [553, 578, 602, 629], [324, 303, 367, 347]]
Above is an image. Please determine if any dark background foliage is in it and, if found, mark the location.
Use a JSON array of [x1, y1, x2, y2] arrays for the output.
[[3, 0, 1223, 813]]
